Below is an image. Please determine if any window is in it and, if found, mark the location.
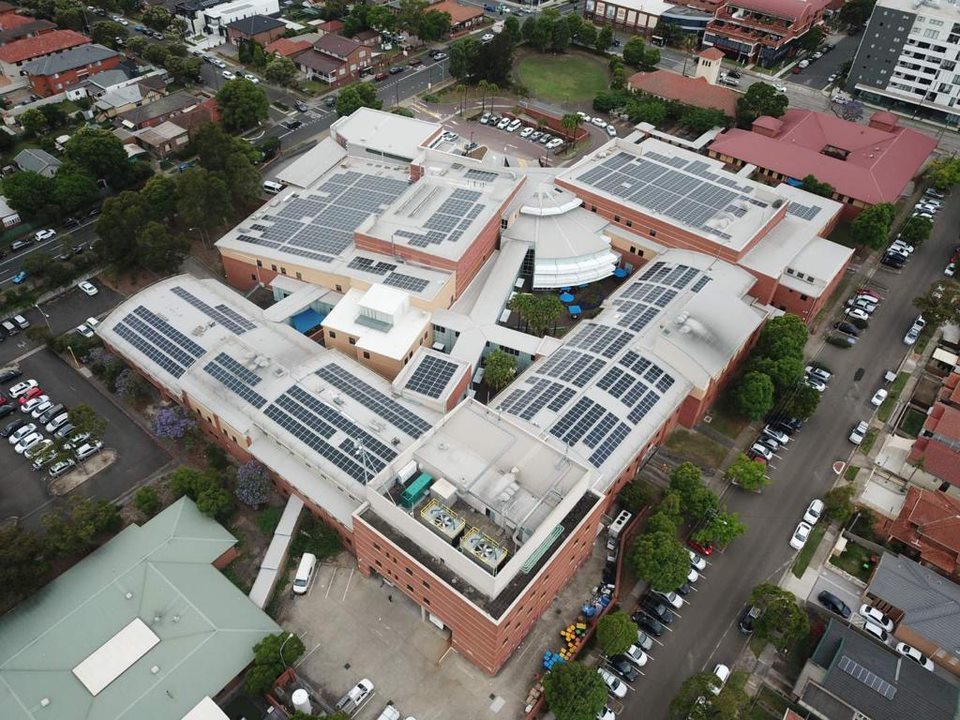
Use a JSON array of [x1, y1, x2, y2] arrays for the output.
[[626, 219, 633, 227], [251, 273, 256, 280], [800, 294, 808, 301], [363, 351, 370, 359], [649, 229, 656, 237], [930, 18, 944, 26], [335, 284, 342, 292], [271, 264, 277, 271], [614, 214, 621, 223], [405, 567, 413, 575], [422, 580, 430, 589], [590, 205, 596, 212], [423, 596, 430, 605], [280, 267, 287, 275], [500, 218, 508, 229], [328, 331, 336, 338], [256, 259, 263, 267], [630, 246, 636, 253], [349, 337, 356, 345], [296, 271, 302, 280], [434, 325, 446, 334], [924, 28, 940, 39]]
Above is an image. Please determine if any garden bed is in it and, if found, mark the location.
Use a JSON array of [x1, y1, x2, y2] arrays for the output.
[[829, 542, 875, 582], [664, 428, 728, 469]]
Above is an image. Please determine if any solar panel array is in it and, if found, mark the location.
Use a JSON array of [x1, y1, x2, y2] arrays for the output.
[[234, 171, 409, 263], [315, 363, 432, 438], [383, 272, 430, 293], [787, 201, 823, 221], [405, 355, 459, 398], [203, 352, 267, 408], [464, 169, 498, 183], [611, 261, 703, 333], [170, 286, 256, 335], [347, 257, 398, 276], [113, 305, 205, 378], [574, 151, 770, 242], [837, 656, 897, 700], [264, 383, 399, 484], [394, 188, 486, 249]]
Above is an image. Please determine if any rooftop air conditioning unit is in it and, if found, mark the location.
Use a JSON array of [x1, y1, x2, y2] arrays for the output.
[[333, 396, 345, 406]]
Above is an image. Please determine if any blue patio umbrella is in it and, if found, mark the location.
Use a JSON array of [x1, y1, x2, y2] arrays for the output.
[[559, 292, 575, 303], [567, 304, 582, 317], [614, 268, 628, 279]]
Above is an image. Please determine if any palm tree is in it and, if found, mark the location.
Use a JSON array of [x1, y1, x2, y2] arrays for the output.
[[508, 292, 535, 332], [477, 80, 490, 114], [561, 113, 582, 141], [454, 83, 467, 116]]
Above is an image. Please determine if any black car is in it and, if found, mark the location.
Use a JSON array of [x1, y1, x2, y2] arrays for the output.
[[833, 321, 860, 337], [608, 655, 639, 682], [63, 216, 79, 228], [631, 611, 665, 637], [0, 368, 22, 383], [283, 119, 303, 130], [0, 403, 15, 419], [675, 581, 692, 597], [1, 417, 25, 437], [738, 605, 762, 634], [726, 70, 742, 79], [817, 590, 851, 618], [641, 596, 674, 624], [767, 414, 802, 432], [881, 253, 905, 269], [388, 65, 404, 74]]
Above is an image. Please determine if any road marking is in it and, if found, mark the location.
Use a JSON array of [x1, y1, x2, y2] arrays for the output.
[[324, 566, 337, 598], [340, 566, 354, 602]]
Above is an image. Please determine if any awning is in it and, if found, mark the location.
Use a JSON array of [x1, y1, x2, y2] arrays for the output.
[[291, 307, 326, 333]]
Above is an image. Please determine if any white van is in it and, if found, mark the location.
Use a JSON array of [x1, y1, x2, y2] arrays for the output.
[[608, 510, 633, 540], [263, 180, 284, 194], [293, 552, 317, 595]]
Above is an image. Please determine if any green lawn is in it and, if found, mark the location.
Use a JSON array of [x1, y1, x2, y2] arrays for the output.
[[514, 52, 610, 103], [877, 372, 909, 423], [901, 408, 926, 438], [829, 542, 875, 582], [792, 523, 827, 578], [664, 428, 728, 469], [860, 428, 878, 454], [844, 465, 860, 482]]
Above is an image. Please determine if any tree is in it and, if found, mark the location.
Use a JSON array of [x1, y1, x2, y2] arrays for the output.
[[577, 22, 597, 48], [915, 281, 960, 327], [850, 202, 895, 249], [43, 496, 121, 556], [619, 478, 655, 512], [335, 81, 383, 117], [550, 16, 570, 52], [367, 4, 395, 31], [503, 14, 521, 42], [90, 20, 126, 47], [680, 106, 726, 134], [735, 81, 788, 127], [126, 35, 148, 56], [839, 0, 874, 28], [734, 371, 775, 421], [726, 453, 768, 492], [475, 32, 514, 85], [597, 610, 636, 656], [630, 531, 691, 591], [52, 162, 99, 214], [137, 222, 190, 274], [669, 462, 720, 523], [799, 26, 824, 53], [756, 314, 808, 360], [96, 191, 148, 269], [141, 174, 178, 221], [143, 42, 169, 66], [560, 113, 582, 139], [900, 216, 933, 245], [595, 26, 613, 54], [177, 168, 232, 229], [68, 404, 107, 446], [135, 486, 161, 517], [542, 661, 607, 720], [0, 525, 48, 602], [800, 174, 834, 198], [692, 509, 746, 547], [518, 293, 566, 336], [224, 151, 261, 205], [749, 355, 804, 396], [64, 127, 132, 188], [236, 461, 270, 508], [484, 349, 516, 392], [669, 672, 718, 720], [264, 56, 297, 86], [749, 583, 810, 650], [823, 484, 857, 524], [142, 5, 173, 31], [3, 171, 55, 217], [419, 9, 451, 41], [784, 382, 821, 420], [154, 406, 196, 439], [623, 36, 646, 67], [246, 632, 306, 694], [217, 79, 269, 131], [926, 157, 960, 190], [449, 37, 480, 81], [831, 98, 864, 122], [20, 108, 48, 137], [396, 0, 428, 34]]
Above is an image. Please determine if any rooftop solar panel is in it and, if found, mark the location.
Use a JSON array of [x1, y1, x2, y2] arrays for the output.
[[405, 355, 459, 398]]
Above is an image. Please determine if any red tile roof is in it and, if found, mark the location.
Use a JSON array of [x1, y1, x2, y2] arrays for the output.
[[432, 0, 484, 24], [733, 0, 829, 21], [932, 404, 960, 441], [699, 47, 724, 61], [887, 487, 960, 576], [709, 108, 937, 205], [314, 33, 362, 58], [627, 71, 738, 117], [265, 37, 311, 58], [0, 29, 89, 64], [0, 12, 36, 30]]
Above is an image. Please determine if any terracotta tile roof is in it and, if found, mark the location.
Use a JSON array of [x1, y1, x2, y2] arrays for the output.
[[932, 404, 960, 441], [431, 0, 484, 24], [887, 487, 960, 576], [0, 18, 56, 44], [0, 29, 89, 64], [0, 12, 37, 30], [265, 37, 311, 57], [708, 109, 937, 205], [731, 0, 830, 22], [627, 71, 738, 117], [699, 47, 724, 61], [293, 48, 341, 74]]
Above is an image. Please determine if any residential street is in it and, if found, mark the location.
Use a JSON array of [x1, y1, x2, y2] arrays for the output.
[[625, 196, 956, 719]]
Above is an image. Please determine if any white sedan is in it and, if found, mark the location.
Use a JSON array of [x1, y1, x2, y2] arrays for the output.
[[591, 117, 608, 128], [597, 668, 627, 698], [895, 642, 934, 671], [222, 70, 236, 80], [846, 307, 870, 321], [35, 228, 56, 242], [789, 521, 812, 550], [76, 323, 94, 338], [481, 33, 495, 42], [870, 388, 888, 407], [78, 280, 98, 296], [803, 499, 824, 525]]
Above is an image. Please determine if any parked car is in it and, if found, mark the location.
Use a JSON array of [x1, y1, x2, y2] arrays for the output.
[[506, 119, 522, 132], [76, 323, 94, 338], [591, 117, 608, 128], [708, 664, 730, 695], [653, 589, 683, 609], [859, 604, 894, 632], [497, 117, 511, 130], [803, 499, 824, 525], [623, 644, 648, 668], [635, 630, 654, 651], [641, 596, 674, 624], [606, 125, 617, 137], [688, 539, 713, 556], [846, 307, 871, 321], [862, 620, 889, 644], [35, 228, 56, 242], [895, 642, 934, 671], [689, 550, 707, 571], [632, 611, 665, 637], [804, 376, 827, 392], [18, 387, 43, 404], [817, 590, 851, 618], [607, 655, 639, 683], [789, 521, 812, 550], [597, 668, 627, 698], [805, 366, 831, 383], [749, 442, 773, 461], [519, 126, 534, 138], [881, 253, 906, 269], [15, 431, 43, 454], [8, 379, 38, 399], [48, 458, 75, 478], [870, 388, 888, 406], [738, 605, 761, 634], [849, 420, 869, 445], [222, 70, 235, 80]]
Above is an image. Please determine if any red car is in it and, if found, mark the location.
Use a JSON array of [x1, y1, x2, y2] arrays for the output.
[[688, 539, 714, 556], [791, 66, 802, 74], [17, 386, 43, 405], [374, 72, 388, 81]]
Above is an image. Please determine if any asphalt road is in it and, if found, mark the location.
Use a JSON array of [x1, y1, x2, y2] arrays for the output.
[[0, 348, 171, 526], [0, 220, 100, 288], [626, 194, 957, 719], [789, 33, 861, 90]]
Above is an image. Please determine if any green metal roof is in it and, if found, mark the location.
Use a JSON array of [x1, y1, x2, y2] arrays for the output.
[[0, 498, 280, 720]]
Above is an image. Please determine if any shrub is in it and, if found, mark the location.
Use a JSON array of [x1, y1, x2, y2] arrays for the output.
[[134, 486, 160, 517], [204, 442, 230, 471], [292, 516, 342, 560], [236, 460, 270, 508], [154, 406, 196, 439]]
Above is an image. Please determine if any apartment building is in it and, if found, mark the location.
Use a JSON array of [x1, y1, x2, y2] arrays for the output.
[[703, 0, 829, 67], [848, 0, 960, 123]]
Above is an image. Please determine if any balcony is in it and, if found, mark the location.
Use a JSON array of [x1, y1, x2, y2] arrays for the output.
[[717, 7, 793, 32], [707, 19, 786, 47]]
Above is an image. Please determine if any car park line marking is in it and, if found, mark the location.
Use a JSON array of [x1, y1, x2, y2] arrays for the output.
[[341, 566, 354, 602], [324, 567, 337, 598]]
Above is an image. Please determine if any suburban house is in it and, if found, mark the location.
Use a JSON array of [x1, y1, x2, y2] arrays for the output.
[[116, 90, 203, 130], [0, 29, 90, 79], [132, 120, 190, 157], [22, 43, 119, 97], [175, 0, 280, 38], [864, 552, 960, 676], [225, 14, 287, 46], [265, 36, 311, 58], [0, 16, 56, 46], [14, 147, 61, 177], [95, 78, 166, 119], [883, 487, 960, 578], [703, 0, 830, 68], [794, 619, 960, 720], [708, 109, 937, 218], [293, 33, 371, 86], [430, 0, 484, 35], [0, 194, 21, 228], [628, 48, 738, 118], [909, 375, 960, 491]]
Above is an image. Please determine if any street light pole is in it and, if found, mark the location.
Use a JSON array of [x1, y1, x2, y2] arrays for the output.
[[279, 631, 297, 669], [35, 303, 51, 332]]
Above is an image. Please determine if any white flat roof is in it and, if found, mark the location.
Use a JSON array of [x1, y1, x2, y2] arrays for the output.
[[72, 618, 159, 696], [182, 697, 231, 720], [323, 286, 430, 359], [330, 106, 441, 162]]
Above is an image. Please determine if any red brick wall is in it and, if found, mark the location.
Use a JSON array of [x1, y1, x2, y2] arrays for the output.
[[29, 54, 120, 96], [222, 253, 277, 291]]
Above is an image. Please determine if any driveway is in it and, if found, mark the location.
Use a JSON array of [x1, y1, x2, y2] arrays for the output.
[[809, 565, 864, 617], [790, 33, 862, 91], [622, 193, 958, 719]]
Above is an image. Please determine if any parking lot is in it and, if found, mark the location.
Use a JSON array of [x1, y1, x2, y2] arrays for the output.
[[280, 547, 606, 720], [0, 348, 170, 525]]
